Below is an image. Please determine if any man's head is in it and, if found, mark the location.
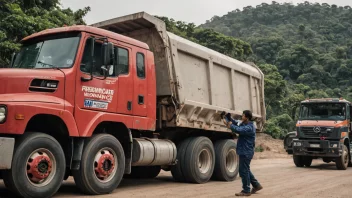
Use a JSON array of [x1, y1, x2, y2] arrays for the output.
[[241, 110, 253, 123]]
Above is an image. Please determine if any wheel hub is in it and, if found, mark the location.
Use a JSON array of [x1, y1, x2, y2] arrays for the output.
[[226, 149, 238, 173], [27, 155, 52, 182], [198, 149, 211, 174], [95, 153, 115, 179]]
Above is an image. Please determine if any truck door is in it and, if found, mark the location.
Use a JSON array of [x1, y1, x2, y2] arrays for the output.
[[132, 49, 148, 117], [76, 36, 118, 113], [115, 45, 134, 115]]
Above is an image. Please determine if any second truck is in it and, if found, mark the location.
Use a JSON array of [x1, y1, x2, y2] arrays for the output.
[[284, 98, 352, 170], [0, 12, 265, 198]]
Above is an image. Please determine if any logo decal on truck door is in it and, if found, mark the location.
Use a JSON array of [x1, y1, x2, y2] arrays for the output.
[[84, 99, 109, 110], [81, 86, 114, 102]]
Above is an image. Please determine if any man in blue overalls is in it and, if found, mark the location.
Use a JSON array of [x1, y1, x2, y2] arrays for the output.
[[223, 110, 263, 196]]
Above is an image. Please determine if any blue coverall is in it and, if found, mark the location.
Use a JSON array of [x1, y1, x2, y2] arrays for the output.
[[228, 118, 261, 193]]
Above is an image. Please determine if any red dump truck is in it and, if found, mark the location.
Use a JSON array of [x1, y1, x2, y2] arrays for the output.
[[0, 12, 265, 197]]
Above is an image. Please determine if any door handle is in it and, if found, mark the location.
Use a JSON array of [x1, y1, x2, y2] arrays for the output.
[[127, 101, 132, 111], [138, 95, 144, 105]]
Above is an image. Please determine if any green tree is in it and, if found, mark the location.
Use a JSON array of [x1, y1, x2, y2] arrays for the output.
[[155, 16, 252, 61], [278, 45, 319, 80], [258, 64, 286, 118], [251, 36, 284, 64], [264, 114, 294, 139], [0, 0, 90, 67], [192, 29, 252, 60]]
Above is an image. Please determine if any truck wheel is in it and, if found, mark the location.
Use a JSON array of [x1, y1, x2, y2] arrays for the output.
[[125, 166, 161, 179], [183, 136, 215, 184], [2, 133, 66, 198], [336, 144, 349, 170], [171, 138, 193, 182], [73, 134, 125, 195], [303, 156, 312, 167], [293, 155, 304, 167], [212, 139, 239, 181]]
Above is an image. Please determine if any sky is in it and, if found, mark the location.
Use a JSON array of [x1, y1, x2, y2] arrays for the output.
[[60, 0, 351, 25]]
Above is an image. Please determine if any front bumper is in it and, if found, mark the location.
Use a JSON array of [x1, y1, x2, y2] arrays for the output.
[[292, 139, 341, 157], [0, 137, 15, 169]]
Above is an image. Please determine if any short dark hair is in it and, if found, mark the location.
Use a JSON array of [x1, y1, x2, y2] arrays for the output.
[[243, 110, 253, 121]]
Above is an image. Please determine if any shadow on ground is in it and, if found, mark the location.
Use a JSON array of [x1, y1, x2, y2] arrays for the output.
[[306, 161, 346, 171], [0, 175, 176, 197]]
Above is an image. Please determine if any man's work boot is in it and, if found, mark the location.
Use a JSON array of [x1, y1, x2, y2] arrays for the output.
[[235, 191, 251, 196], [251, 184, 263, 194]]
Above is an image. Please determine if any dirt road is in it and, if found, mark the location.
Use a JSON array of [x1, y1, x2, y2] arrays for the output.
[[1, 158, 352, 198]]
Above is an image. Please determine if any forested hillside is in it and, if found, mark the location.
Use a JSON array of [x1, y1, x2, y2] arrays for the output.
[[157, 2, 352, 139]]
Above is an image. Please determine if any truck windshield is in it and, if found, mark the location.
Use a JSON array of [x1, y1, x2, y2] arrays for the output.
[[299, 103, 346, 121], [13, 33, 80, 69]]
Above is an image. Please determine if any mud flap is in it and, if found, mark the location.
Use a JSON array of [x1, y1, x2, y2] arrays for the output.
[[124, 128, 133, 174], [71, 138, 84, 170], [0, 137, 15, 169]]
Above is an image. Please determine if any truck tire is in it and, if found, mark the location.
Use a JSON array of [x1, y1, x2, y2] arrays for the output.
[[336, 144, 349, 170], [73, 134, 125, 195], [171, 138, 193, 182], [183, 136, 215, 184], [2, 133, 66, 198], [125, 166, 161, 179], [303, 156, 312, 167], [293, 155, 304, 167], [212, 139, 239, 181]]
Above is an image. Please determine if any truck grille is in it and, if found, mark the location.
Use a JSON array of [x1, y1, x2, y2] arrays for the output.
[[301, 127, 333, 138]]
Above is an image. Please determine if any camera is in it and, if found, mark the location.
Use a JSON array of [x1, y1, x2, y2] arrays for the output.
[[220, 111, 232, 121]]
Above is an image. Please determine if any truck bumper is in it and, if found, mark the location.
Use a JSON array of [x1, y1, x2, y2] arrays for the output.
[[292, 139, 341, 157], [0, 137, 15, 169]]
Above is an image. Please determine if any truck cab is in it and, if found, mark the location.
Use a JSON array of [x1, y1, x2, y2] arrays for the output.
[[0, 26, 158, 197], [284, 98, 352, 170]]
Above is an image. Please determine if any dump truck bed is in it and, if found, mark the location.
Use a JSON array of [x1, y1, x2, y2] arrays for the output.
[[91, 12, 266, 132]]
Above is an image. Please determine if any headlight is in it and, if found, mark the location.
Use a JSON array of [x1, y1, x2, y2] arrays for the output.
[[330, 144, 338, 148], [0, 106, 7, 123], [293, 141, 302, 147]]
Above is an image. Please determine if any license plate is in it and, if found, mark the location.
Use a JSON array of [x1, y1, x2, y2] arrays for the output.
[[310, 144, 320, 148]]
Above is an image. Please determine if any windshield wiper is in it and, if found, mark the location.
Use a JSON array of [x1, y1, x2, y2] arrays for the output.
[[37, 61, 56, 68], [37, 61, 65, 76]]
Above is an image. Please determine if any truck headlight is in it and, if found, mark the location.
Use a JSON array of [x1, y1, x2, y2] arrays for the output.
[[0, 106, 7, 123], [330, 143, 338, 148], [293, 141, 302, 147]]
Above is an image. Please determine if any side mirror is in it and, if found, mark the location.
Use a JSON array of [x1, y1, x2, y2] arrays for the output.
[[81, 37, 95, 82], [102, 42, 114, 79], [102, 42, 114, 66], [10, 52, 17, 68]]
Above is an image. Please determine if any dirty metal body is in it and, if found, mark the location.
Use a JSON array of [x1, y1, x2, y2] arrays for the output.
[[91, 12, 266, 132]]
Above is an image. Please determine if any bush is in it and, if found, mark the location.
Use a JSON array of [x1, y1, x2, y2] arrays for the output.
[[264, 114, 294, 139], [255, 145, 264, 152]]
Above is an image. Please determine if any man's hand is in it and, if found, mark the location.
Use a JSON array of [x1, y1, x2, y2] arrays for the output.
[[223, 119, 233, 129], [227, 121, 232, 129]]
